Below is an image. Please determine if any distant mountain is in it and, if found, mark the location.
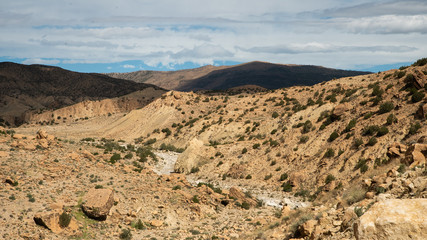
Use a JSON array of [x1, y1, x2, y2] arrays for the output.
[[0, 62, 165, 126], [108, 61, 370, 91]]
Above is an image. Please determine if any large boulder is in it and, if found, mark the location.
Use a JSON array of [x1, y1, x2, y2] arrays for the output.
[[174, 138, 209, 173], [354, 199, 427, 240], [81, 188, 114, 220]]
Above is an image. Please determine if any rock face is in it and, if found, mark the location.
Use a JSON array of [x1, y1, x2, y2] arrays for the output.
[[81, 188, 114, 220], [354, 199, 427, 240], [174, 138, 208, 173]]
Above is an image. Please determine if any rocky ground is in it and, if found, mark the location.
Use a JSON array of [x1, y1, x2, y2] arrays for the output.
[[2, 60, 427, 239]]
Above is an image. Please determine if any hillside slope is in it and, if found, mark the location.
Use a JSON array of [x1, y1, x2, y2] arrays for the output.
[[0, 62, 166, 126], [13, 61, 427, 239], [107, 61, 370, 91]]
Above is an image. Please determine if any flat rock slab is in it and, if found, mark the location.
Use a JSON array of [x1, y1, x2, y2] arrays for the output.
[[81, 188, 114, 220]]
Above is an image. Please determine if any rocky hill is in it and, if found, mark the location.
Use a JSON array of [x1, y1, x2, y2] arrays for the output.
[[0, 62, 166, 126], [107, 61, 370, 91], [3, 59, 427, 239]]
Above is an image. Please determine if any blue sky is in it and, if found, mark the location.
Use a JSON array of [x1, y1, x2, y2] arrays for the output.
[[1, 0, 426, 73]]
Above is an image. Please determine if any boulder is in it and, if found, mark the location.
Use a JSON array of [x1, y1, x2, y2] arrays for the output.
[[332, 103, 349, 117], [81, 188, 114, 220], [298, 219, 317, 237], [403, 144, 427, 166], [354, 199, 427, 240], [34, 211, 62, 233], [38, 139, 49, 149], [150, 220, 164, 227], [37, 130, 48, 139]]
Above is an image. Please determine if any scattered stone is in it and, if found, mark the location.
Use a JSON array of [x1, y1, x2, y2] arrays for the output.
[[81, 188, 114, 220], [150, 220, 164, 227]]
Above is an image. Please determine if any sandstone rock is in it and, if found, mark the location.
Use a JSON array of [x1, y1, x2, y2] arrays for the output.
[[12, 134, 26, 139], [150, 220, 163, 227], [69, 152, 80, 161], [34, 211, 62, 233], [37, 130, 48, 139], [298, 219, 317, 237], [341, 208, 357, 230], [0, 151, 9, 158], [365, 192, 375, 199], [81, 188, 114, 220], [403, 144, 427, 166], [38, 139, 49, 149], [281, 205, 291, 216], [354, 199, 427, 240], [332, 103, 349, 117]]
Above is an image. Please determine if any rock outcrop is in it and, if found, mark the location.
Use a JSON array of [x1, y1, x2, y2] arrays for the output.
[[354, 199, 427, 240], [174, 138, 208, 173]]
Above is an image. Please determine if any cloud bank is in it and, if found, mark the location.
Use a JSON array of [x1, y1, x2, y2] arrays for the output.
[[0, 0, 426, 71]]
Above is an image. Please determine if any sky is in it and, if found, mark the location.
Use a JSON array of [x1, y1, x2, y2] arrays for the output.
[[1, 0, 426, 73]]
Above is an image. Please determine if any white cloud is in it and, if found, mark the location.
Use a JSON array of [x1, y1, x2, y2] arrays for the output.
[[122, 64, 136, 69], [343, 15, 427, 34], [21, 58, 60, 65]]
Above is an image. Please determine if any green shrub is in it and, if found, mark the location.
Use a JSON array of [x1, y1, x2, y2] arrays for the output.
[[397, 164, 406, 174], [404, 73, 414, 83], [377, 126, 389, 137], [59, 211, 71, 228], [282, 182, 293, 192], [408, 122, 421, 135], [241, 201, 250, 210], [279, 173, 288, 181], [245, 174, 252, 179], [396, 71, 406, 78], [252, 143, 260, 149], [172, 185, 181, 190], [412, 57, 427, 66], [363, 125, 379, 136], [264, 174, 272, 180], [325, 174, 335, 184], [162, 128, 172, 136], [379, 101, 394, 114], [133, 219, 145, 230], [299, 135, 309, 144], [124, 153, 133, 159], [192, 195, 200, 203], [354, 138, 363, 148], [242, 148, 248, 154], [144, 138, 157, 145], [328, 131, 339, 142], [344, 118, 357, 133], [272, 112, 279, 118], [301, 120, 313, 134], [110, 153, 121, 163], [411, 91, 425, 103], [386, 114, 397, 125], [367, 137, 377, 146], [323, 148, 335, 158], [119, 229, 132, 240], [190, 167, 200, 173]]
